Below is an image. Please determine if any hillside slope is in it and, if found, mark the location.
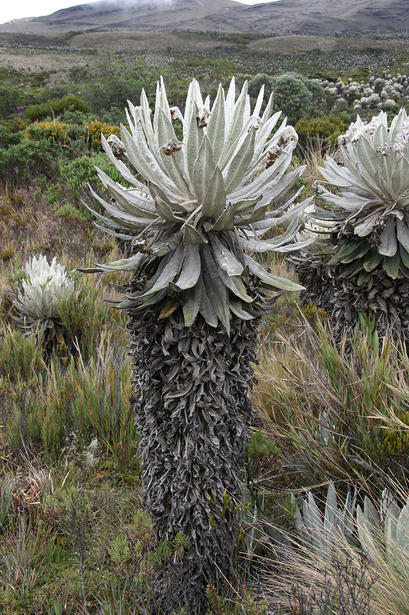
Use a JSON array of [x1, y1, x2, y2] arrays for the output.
[[0, 0, 408, 34]]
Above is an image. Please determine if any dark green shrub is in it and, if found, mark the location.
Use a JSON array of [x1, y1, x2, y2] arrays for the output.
[[248, 73, 275, 100], [270, 73, 314, 125], [83, 58, 166, 113], [60, 110, 92, 125], [295, 115, 347, 145], [68, 65, 89, 83], [24, 95, 90, 122], [50, 152, 131, 205], [66, 123, 85, 141], [0, 85, 28, 119], [249, 72, 326, 125], [0, 125, 22, 148], [0, 139, 57, 189], [54, 203, 88, 222], [304, 77, 327, 111]]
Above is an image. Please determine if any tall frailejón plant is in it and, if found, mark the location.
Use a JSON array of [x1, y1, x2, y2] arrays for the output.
[[304, 110, 409, 340], [84, 77, 311, 613]]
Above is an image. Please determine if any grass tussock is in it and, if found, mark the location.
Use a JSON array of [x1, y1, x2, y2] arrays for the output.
[[254, 317, 409, 493]]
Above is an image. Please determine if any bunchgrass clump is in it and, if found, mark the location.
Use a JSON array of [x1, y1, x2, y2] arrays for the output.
[[254, 317, 409, 492]]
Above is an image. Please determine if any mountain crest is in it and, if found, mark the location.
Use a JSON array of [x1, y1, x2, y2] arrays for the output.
[[1, 0, 408, 34]]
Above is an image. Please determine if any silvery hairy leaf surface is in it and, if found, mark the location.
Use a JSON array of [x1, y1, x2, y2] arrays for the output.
[[84, 77, 312, 331], [13, 255, 75, 324], [315, 109, 409, 281]]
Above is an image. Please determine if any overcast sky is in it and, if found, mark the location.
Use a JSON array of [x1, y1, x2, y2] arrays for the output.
[[0, 0, 277, 24]]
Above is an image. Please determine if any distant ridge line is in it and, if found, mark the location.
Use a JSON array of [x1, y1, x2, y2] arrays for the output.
[[0, 0, 408, 34]]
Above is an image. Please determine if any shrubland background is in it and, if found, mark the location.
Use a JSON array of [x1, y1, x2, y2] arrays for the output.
[[1, 30, 409, 614]]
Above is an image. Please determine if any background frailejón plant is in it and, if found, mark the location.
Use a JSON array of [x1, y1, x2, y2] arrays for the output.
[[287, 483, 409, 615], [300, 109, 409, 340], [84, 76, 311, 613], [11, 255, 76, 353]]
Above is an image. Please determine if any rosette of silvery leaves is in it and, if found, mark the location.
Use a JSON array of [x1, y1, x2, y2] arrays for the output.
[[314, 109, 409, 282], [13, 255, 75, 329], [85, 77, 313, 332]]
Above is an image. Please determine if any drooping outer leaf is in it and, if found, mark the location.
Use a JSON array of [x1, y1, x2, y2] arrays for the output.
[[202, 245, 230, 333], [382, 253, 400, 279], [79, 252, 147, 273], [397, 219, 409, 253], [198, 276, 217, 328], [244, 254, 304, 291], [328, 242, 367, 266], [182, 277, 202, 327], [174, 246, 201, 290], [138, 244, 184, 298], [219, 268, 253, 303], [363, 250, 383, 272], [379, 217, 397, 257], [229, 301, 253, 320], [209, 233, 244, 277]]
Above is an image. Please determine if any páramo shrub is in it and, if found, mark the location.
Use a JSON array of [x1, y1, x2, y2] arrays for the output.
[[24, 95, 90, 123], [47, 152, 131, 206], [54, 203, 88, 222], [0, 124, 22, 148], [270, 73, 314, 125], [83, 119, 120, 149], [0, 139, 57, 189], [83, 57, 163, 113], [24, 121, 68, 143], [295, 115, 347, 146], [0, 85, 28, 119], [249, 72, 326, 125], [248, 73, 275, 100]]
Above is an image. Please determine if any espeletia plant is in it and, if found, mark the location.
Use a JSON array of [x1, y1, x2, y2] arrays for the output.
[[298, 109, 409, 341], [83, 77, 312, 613], [292, 482, 357, 559], [294, 483, 409, 567], [12, 254, 75, 351]]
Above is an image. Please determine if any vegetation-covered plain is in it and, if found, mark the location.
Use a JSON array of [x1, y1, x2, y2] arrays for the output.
[[1, 31, 409, 614]]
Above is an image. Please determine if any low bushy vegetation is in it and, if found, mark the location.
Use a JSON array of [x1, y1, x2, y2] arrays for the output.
[[24, 95, 90, 123]]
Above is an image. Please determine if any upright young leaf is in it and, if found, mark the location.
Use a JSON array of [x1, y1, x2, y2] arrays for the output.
[[202, 167, 227, 219], [206, 84, 225, 164], [224, 127, 256, 193], [192, 136, 217, 203]]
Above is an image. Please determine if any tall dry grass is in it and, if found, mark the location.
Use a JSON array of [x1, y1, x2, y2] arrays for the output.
[[253, 317, 409, 494]]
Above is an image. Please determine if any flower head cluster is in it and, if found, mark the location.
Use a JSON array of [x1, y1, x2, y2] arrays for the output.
[[14, 255, 75, 323]]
